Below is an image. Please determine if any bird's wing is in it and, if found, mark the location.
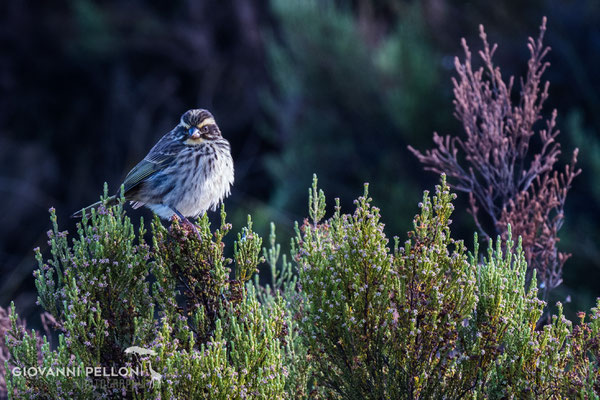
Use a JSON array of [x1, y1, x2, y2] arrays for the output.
[[123, 150, 176, 194], [122, 128, 186, 194]]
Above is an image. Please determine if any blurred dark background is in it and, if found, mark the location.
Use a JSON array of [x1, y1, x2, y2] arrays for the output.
[[1, 0, 599, 326]]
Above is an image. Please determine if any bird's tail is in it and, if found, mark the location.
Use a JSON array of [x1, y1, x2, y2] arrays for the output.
[[71, 195, 119, 218]]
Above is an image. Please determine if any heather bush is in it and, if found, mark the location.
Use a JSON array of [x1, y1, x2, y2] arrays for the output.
[[254, 224, 315, 399], [3, 178, 599, 399], [5, 187, 288, 399], [294, 175, 599, 399]]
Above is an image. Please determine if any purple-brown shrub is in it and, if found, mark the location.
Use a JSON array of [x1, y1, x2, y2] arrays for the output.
[[409, 18, 580, 300]]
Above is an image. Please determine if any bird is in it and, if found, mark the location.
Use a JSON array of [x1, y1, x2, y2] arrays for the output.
[[124, 346, 162, 387], [72, 109, 234, 230]]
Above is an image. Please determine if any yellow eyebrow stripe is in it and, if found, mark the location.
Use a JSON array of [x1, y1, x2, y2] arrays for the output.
[[197, 117, 216, 129]]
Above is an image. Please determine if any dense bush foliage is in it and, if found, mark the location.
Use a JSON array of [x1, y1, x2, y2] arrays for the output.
[[3, 177, 598, 399], [5, 188, 289, 399], [295, 176, 599, 399], [3, 0, 600, 334]]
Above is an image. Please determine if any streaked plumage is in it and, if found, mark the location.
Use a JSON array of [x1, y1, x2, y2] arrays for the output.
[[73, 109, 234, 221]]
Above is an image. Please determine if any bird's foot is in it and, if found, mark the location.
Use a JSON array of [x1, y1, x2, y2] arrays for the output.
[[169, 215, 202, 241], [182, 218, 202, 241], [170, 208, 202, 241]]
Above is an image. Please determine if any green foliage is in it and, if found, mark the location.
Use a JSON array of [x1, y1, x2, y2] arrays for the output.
[[552, 107, 600, 337], [5, 188, 288, 399], [569, 110, 600, 201], [294, 175, 600, 399], [256, 222, 315, 399], [3, 177, 599, 399], [34, 184, 154, 368], [5, 302, 95, 398], [262, 0, 447, 235]]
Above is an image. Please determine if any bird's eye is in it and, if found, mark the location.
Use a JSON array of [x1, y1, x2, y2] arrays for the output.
[[201, 125, 210, 133]]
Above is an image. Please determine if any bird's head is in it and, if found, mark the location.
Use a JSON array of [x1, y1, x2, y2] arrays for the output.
[[179, 109, 222, 145]]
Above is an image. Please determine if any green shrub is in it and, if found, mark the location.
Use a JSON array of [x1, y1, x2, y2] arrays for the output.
[[5, 187, 288, 399], [3, 177, 599, 399], [294, 175, 599, 399]]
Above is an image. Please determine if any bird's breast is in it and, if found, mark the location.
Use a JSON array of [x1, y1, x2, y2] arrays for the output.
[[166, 143, 234, 217]]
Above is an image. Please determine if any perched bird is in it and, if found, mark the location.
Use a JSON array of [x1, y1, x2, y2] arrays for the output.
[[73, 109, 234, 227]]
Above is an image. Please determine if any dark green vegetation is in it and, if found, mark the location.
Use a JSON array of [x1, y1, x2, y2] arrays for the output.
[[2, 0, 599, 328], [3, 177, 599, 398], [2, 1, 600, 398]]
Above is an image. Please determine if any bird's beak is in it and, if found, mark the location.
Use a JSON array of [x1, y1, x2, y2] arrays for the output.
[[189, 127, 201, 139]]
